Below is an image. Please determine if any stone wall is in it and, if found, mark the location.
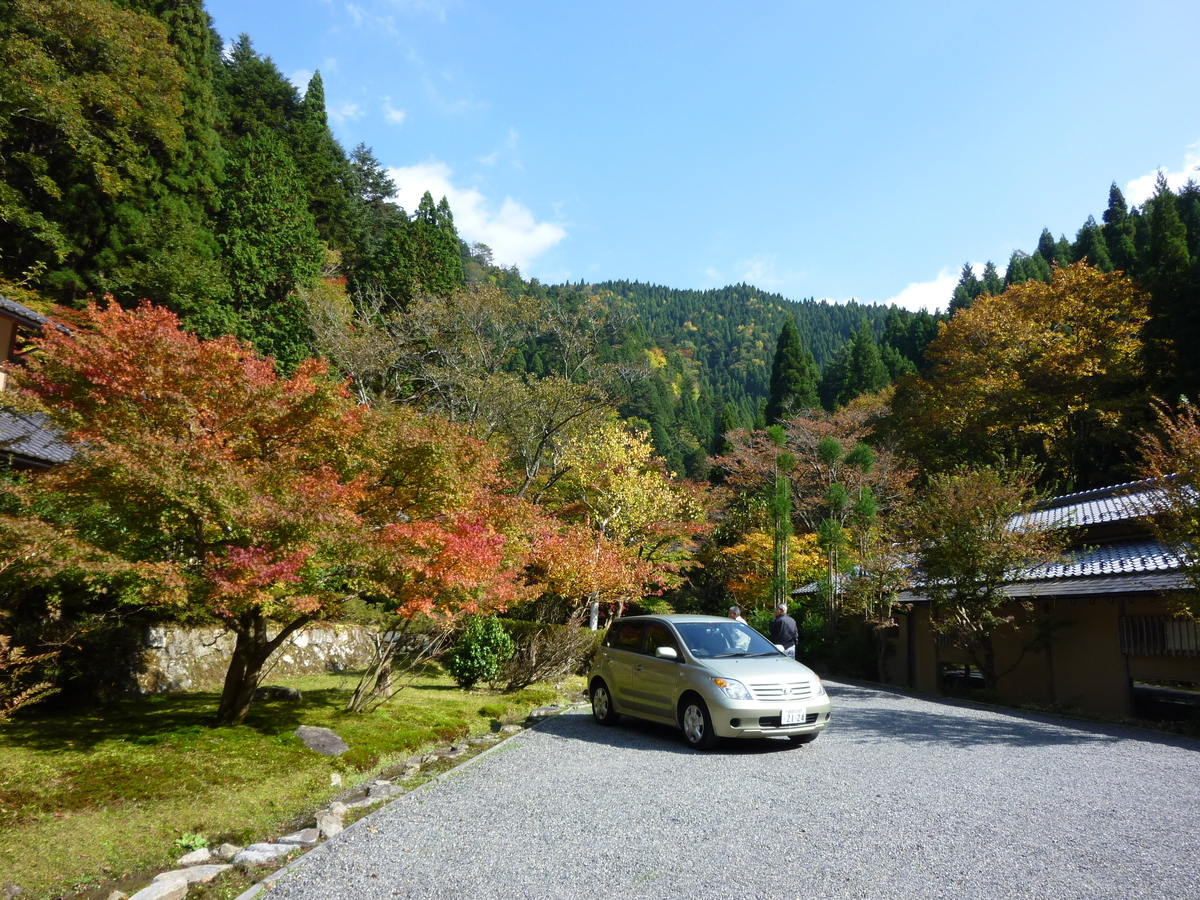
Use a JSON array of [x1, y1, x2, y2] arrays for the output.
[[137, 623, 377, 693]]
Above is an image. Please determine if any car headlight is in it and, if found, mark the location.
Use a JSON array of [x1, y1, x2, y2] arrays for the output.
[[814, 677, 826, 697], [711, 677, 753, 700]]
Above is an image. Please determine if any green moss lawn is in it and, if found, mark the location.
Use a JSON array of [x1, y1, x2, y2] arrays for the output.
[[0, 671, 578, 898]]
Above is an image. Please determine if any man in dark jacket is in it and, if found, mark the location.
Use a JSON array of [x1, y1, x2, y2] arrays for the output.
[[769, 602, 798, 659]]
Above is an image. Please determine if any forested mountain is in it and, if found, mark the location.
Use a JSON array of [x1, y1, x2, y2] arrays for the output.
[[476, 280, 940, 478], [2, 0, 930, 485], [598, 282, 900, 394]]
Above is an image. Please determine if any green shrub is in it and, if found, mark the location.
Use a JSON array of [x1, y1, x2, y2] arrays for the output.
[[747, 608, 774, 638], [174, 832, 209, 852], [444, 615, 515, 690]]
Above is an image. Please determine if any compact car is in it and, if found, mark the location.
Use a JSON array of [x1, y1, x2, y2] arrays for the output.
[[588, 614, 832, 750]]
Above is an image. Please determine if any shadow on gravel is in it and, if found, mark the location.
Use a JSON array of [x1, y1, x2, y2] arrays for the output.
[[826, 680, 1200, 751], [824, 683, 898, 702], [837, 705, 1122, 748], [533, 708, 814, 757]]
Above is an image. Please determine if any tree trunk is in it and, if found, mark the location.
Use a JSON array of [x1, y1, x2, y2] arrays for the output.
[[346, 623, 456, 713], [216, 611, 312, 726], [347, 632, 400, 713], [972, 638, 999, 691]]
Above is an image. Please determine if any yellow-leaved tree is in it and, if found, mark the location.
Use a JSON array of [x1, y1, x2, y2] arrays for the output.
[[891, 262, 1150, 489], [719, 531, 823, 614], [546, 420, 711, 610]]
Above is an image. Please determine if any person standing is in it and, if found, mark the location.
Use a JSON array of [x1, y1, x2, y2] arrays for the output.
[[728, 605, 747, 625], [769, 602, 798, 659]]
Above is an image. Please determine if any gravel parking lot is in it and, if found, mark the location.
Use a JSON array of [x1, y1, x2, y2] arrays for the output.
[[260, 681, 1200, 900]]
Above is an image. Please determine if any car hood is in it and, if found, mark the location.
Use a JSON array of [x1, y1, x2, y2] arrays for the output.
[[693, 655, 818, 682]]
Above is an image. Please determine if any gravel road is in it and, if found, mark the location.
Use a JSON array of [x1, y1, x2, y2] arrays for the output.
[[261, 681, 1200, 900]]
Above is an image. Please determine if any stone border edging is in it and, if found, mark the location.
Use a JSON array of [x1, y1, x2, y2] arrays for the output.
[[231, 703, 586, 900]]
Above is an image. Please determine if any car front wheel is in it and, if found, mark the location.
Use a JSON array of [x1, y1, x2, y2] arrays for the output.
[[680, 696, 718, 750], [591, 680, 620, 725]]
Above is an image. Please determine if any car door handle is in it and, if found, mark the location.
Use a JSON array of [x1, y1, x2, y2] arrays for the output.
[[635, 664, 645, 671]]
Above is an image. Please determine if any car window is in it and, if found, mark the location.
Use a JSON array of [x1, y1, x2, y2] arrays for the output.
[[674, 622, 780, 658], [608, 621, 644, 652], [642, 622, 680, 656]]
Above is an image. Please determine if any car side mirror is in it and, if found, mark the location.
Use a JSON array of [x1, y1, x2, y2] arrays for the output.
[[655, 646, 678, 660], [773, 644, 785, 653]]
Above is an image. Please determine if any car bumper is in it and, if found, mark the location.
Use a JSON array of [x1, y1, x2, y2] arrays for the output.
[[710, 696, 833, 738]]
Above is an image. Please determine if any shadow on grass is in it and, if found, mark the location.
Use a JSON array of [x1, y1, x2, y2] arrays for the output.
[[1, 687, 338, 752], [2, 671, 561, 759]]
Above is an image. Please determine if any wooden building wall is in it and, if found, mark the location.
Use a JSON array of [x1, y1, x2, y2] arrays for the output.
[[893, 592, 1200, 718]]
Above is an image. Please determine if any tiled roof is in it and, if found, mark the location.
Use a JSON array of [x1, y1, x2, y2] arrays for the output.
[[0, 410, 72, 465], [898, 480, 1198, 602], [901, 537, 1185, 602], [1020, 479, 1167, 530], [0, 295, 68, 333], [899, 570, 1189, 602], [1026, 538, 1179, 579], [792, 568, 862, 595], [1003, 572, 1188, 598]]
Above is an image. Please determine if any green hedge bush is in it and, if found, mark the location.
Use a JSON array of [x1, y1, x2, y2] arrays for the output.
[[445, 615, 515, 689]]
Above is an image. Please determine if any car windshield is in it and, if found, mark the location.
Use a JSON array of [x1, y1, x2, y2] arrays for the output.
[[673, 622, 782, 659]]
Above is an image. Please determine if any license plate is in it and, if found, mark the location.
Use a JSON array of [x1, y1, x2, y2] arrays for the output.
[[781, 707, 807, 725]]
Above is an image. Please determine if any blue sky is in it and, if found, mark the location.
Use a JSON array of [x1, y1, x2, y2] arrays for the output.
[[204, 0, 1200, 312]]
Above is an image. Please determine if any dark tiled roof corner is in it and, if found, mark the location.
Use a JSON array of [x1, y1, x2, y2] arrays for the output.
[[0, 294, 71, 334], [0, 410, 73, 465]]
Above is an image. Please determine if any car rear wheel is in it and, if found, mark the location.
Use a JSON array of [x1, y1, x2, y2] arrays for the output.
[[788, 732, 818, 745], [680, 696, 718, 750], [591, 680, 620, 725]]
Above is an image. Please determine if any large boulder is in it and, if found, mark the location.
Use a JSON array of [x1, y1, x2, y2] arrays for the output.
[[294, 725, 348, 756]]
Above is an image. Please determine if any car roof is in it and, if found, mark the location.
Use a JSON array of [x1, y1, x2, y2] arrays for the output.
[[614, 615, 731, 624]]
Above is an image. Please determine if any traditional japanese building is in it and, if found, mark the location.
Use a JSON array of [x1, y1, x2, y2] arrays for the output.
[[889, 480, 1200, 718], [0, 295, 71, 469]]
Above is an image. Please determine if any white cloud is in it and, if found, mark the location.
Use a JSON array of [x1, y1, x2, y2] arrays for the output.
[[289, 69, 313, 92], [382, 99, 407, 125], [1125, 139, 1200, 205], [883, 262, 996, 313], [328, 101, 364, 125], [884, 267, 958, 313], [387, 160, 567, 272]]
